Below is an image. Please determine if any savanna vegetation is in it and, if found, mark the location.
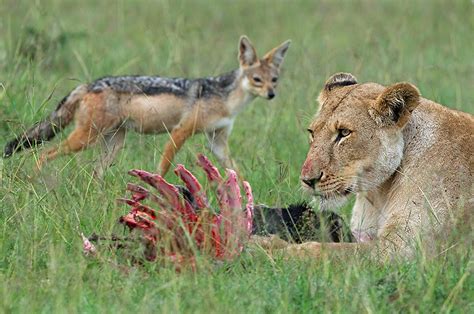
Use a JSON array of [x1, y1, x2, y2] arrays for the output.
[[1, 0, 473, 312]]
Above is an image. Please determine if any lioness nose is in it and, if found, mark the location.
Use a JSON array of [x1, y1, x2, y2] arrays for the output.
[[301, 171, 324, 188]]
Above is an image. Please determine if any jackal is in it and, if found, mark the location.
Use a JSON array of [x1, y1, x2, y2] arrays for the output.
[[4, 36, 290, 177]]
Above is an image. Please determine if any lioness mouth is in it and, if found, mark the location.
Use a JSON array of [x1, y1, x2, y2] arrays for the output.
[[342, 186, 354, 195], [319, 186, 353, 199]]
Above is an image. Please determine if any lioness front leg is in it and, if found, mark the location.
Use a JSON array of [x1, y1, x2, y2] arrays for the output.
[[280, 241, 372, 259], [278, 215, 417, 261], [249, 235, 289, 250]]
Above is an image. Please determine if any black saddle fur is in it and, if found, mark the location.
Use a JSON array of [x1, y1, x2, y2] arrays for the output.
[[252, 202, 354, 243]]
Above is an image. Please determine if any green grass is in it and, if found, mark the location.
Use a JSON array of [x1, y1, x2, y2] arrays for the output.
[[1, 0, 473, 312]]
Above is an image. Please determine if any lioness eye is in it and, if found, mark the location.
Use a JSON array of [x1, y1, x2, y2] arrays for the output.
[[335, 128, 351, 142], [307, 128, 314, 142], [253, 76, 262, 83], [272, 77, 278, 83], [340, 129, 351, 137]]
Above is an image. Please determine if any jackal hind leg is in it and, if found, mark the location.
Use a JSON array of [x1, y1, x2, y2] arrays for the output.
[[36, 127, 100, 172], [93, 129, 126, 178], [159, 119, 198, 176], [36, 90, 121, 174]]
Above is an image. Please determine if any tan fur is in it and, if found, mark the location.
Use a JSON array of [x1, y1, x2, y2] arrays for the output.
[[278, 73, 473, 261], [30, 36, 291, 177]]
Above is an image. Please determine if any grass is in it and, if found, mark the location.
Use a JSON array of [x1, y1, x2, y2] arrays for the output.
[[1, 0, 473, 312]]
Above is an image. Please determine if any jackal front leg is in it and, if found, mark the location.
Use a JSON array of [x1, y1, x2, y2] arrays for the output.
[[206, 126, 240, 174], [159, 119, 198, 176]]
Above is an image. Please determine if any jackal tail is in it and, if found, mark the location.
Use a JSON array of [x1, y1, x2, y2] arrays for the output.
[[3, 84, 87, 158]]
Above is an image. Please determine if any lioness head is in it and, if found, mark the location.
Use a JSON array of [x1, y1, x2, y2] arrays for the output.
[[301, 73, 420, 209]]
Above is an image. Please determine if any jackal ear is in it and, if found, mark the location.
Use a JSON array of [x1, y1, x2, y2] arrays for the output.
[[370, 82, 420, 127], [318, 73, 358, 104], [263, 40, 291, 69], [238, 35, 258, 67]]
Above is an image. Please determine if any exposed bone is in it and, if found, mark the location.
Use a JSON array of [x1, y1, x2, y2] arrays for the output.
[[224, 169, 242, 210], [88, 154, 253, 268], [197, 154, 222, 182], [174, 164, 209, 209], [243, 181, 254, 235], [116, 198, 157, 219], [81, 233, 97, 256]]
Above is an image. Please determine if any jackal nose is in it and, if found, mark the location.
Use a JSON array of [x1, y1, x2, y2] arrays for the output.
[[267, 91, 275, 99], [301, 171, 324, 188]]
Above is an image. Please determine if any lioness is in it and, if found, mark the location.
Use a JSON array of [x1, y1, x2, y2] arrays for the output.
[[280, 73, 473, 260]]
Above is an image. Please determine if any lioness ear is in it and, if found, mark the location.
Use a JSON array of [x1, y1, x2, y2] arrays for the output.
[[324, 73, 358, 91], [238, 35, 258, 67], [262, 40, 291, 69], [318, 72, 358, 104], [370, 83, 420, 127]]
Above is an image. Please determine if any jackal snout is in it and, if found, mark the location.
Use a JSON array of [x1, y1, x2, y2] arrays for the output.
[[267, 89, 275, 99]]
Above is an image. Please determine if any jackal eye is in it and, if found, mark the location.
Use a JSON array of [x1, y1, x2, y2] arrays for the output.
[[252, 76, 262, 83], [272, 77, 278, 83]]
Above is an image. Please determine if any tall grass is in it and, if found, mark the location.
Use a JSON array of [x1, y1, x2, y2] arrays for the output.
[[1, 0, 473, 312]]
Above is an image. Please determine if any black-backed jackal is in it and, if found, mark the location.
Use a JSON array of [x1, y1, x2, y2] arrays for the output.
[[4, 36, 290, 177]]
